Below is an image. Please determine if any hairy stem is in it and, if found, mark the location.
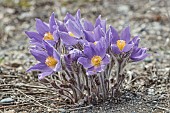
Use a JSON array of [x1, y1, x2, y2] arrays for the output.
[[82, 68, 90, 96], [99, 73, 107, 99]]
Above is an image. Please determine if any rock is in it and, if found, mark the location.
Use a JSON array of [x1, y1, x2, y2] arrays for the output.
[[0, 98, 15, 104], [4, 110, 15, 113], [18, 12, 34, 20], [61, 7, 67, 14], [6, 8, 15, 14], [144, 57, 153, 63], [148, 88, 155, 95], [10, 62, 21, 68], [117, 5, 129, 13]]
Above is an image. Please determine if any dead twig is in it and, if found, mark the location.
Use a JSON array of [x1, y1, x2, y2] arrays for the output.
[[155, 105, 170, 112], [0, 83, 48, 89], [0, 103, 31, 109], [126, 76, 150, 85], [67, 104, 93, 112], [15, 88, 66, 112], [0, 75, 18, 78]]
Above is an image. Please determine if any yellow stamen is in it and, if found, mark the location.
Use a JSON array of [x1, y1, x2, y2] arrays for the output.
[[92, 31, 94, 34], [43, 32, 54, 40], [45, 56, 57, 68], [93, 41, 97, 45], [116, 40, 126, 51], [68, 32, 75, 37], [91, 56, 102, 67]]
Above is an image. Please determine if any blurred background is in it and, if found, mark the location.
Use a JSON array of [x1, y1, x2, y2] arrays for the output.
[[0, 0, 170, 112]]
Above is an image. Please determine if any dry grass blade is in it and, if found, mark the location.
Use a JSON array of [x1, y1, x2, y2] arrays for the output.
[[15, 89, 65, 112], [155, 105, 170, 112]]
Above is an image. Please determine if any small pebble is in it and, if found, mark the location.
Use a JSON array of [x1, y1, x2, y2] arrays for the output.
[[0, 97, 15, 104], [144, 57, 153, 63]]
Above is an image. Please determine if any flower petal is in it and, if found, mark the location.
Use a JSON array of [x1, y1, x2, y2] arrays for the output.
[[86, 67, 96, 75], [102, 54, 110, 65], [27, 63, 51, 72], [111, 44, 121, 54], [43, 41, 53, 56], [83, 20, 94, 31], [64, 13, 75, 23], [131, 53, 148, 62], [84, 30, 95, 42], [25, 31, 42, 42], [110, 26, 119, 44], [36, 18, 49, 36], [86, 65, 105, 75], [95, 15, 106, 33], [130, 47, 148, 61], [65, 20, 83, 38], [94, 39, 106, 58], [94, 26, 104, 41], [95, 65, 105, 72], [129, 36, 140, 47], [122, 44, 133, 52], [106, 29, 111, 46], [84, 45, 95, 58], [120, 26, 131, 43], [38, 71, 53, 80], [57, 20, 68, 32], [60, 32, 78, 45], [49, 12, 57, 33], [53, 49, 61, 72], [54, 61, 61, 72], [78, 57, 93, 68], [30, 49, 48, 62], [76, 9, 81, 20]]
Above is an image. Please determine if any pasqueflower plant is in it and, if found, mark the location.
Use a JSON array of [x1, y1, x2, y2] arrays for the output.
[[26, 10, 148, 105]]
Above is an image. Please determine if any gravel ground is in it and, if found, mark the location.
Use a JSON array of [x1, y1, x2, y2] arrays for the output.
[[0, 0, 170, 112]]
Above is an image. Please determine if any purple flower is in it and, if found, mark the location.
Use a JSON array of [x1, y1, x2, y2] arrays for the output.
[[130, 47, 148, 62], [51, 20, 72, 45], [27, 41, 61, 79], [110, 26, 134, 54], [64, 49, 82, 70], [64, 9, 83, 30], [78, 41, 110, 75], [83, 26, 105, 45], [83, 15, 106, 33], [25, 13, 57, 46], [129, 36, 148, 62], [58, 10, 84, 46]]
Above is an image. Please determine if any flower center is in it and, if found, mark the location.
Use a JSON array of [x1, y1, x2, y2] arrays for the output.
[[116, 40, 126, 51], [45, 56, 57, 68], [68, 32, 75, 37], [43, 32, 54, 40], [91, 56, 102, 66], [93, 41, 97, 45]]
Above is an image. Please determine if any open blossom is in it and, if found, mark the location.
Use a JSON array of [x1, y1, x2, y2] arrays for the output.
[[110, 26, 134, 54], [58, 10, 84, 46], [64, 9, 83, 30], [82, 15, 106, 45], [27, 41, 61, 79], [25, 13, 57, 47], [78, 40, 110, 75], [65, 10, 84, 38]]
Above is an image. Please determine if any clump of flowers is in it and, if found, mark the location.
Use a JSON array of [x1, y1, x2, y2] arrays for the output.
[[25, 10, 148, 105]]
